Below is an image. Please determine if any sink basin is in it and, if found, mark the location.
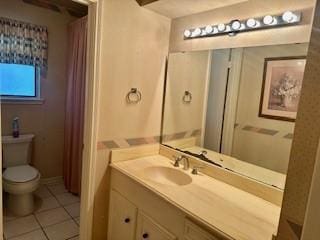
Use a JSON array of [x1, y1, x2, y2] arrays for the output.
[[143, 166, 192, 186]]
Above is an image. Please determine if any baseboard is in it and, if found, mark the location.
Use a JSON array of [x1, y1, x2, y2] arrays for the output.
[[41, 176, 63, 185]]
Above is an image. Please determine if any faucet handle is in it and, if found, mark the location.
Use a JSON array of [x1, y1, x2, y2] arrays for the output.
[[191, 165, 205, 175], [172, 155, 181, 167], [199, 150, 207, 155]]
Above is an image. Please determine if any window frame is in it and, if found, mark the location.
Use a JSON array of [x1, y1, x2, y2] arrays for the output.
[[0, 64, 43, 104]]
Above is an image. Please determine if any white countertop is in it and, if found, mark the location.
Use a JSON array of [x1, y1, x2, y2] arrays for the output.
[[111, 155, 281, 240]]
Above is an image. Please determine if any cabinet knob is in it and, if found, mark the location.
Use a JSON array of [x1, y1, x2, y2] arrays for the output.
[[142, 233, 149, 239], [124, 218, 130, 223]]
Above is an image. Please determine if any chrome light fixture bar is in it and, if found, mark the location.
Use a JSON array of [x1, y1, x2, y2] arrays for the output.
[[183, 11, 302, 40]]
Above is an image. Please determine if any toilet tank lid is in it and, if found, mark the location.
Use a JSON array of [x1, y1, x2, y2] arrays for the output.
[[2, 134, 35, 144]]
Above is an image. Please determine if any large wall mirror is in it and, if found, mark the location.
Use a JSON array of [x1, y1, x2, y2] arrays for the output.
[[161, 43, 309, 189]]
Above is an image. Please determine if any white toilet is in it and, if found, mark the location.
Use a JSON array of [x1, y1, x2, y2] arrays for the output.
[[2, 134, 41, 216]]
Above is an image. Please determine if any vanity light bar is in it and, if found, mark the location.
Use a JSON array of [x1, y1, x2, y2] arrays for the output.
[[183, 11, 302, 39]]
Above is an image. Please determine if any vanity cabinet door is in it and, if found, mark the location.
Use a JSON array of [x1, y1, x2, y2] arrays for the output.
[[108, 190, 138, 240], [136, 212, 177, 240], [184, 219, 221, 240]]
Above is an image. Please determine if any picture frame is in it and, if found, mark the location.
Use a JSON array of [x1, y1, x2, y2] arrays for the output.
[[259, 56, 307, 122]]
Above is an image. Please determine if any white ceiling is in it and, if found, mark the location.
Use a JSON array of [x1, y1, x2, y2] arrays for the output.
[[144, 0, 249, 19]]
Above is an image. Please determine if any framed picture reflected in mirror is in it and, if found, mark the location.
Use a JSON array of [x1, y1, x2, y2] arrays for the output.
[[259, 56, 307, 122]]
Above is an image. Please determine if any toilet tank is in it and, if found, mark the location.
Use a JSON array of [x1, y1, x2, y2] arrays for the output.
[[2, 134, 34, 168]]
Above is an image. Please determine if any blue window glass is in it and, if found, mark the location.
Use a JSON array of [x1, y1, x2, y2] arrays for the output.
[[0, 63, 36, 97]]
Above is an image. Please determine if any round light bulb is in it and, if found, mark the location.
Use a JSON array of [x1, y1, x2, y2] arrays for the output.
[[282, 11, 297, 23], [247, 18, 257, 28], [213, 27, 218, 34], [217, 23, 226, 32], [231, 20, 241, 30], [193, 28, 201, 37], [184, 29, 191, 38], [205, 25, 213, 34], [263, 15, 276, 25]]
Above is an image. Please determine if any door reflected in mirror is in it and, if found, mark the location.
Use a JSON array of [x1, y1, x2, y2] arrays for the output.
[[161, 43, 309, 189]]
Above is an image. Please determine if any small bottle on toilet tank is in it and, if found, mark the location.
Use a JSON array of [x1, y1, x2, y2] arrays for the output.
[[12, 117, 20, 138]]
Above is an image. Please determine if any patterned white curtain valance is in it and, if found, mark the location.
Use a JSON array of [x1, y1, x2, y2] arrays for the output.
[[0, 17, 48, 68]]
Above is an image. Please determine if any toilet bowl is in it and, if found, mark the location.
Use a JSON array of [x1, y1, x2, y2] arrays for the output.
[[2, 134, 41, 216], [3, 165, 41, 216]]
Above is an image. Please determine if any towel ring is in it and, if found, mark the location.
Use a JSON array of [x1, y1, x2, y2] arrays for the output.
[[182, 91, 192, 103], [126, 88, 142, 104]]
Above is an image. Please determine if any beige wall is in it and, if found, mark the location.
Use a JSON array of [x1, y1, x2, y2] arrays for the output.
[[301, 142, 320, 239], [97, 0, 170, 142], [93, 0, 171, 239], [0, 0, 76, 178], [163, 51, 209, 141], [277, 0, 320, 238], [169, 0, 315, 53], [232, 44, 309, 174], [144, 0, 248, 18]]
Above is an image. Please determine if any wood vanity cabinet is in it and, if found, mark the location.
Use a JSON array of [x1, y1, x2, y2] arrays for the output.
[[136, 212, 177, 240], [108, 190, 138, 240], [108, 189, 177, 240], [184, 220, 221, 240], [109, 169, 227, 240]]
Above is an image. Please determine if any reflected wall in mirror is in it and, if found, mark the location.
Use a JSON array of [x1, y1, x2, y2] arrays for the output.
[[161, 43, 309, 189]]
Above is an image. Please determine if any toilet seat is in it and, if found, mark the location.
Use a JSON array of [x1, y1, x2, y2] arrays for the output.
[[3, 165, 39, 183], [3, 165, 41, 216]]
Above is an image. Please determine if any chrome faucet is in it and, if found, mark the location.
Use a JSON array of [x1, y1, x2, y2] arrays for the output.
[[199, 150, 207, 157], [173, 155, 190, 170]]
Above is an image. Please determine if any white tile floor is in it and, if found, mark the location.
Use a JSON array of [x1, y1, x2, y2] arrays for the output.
[[3, 182, 80, 240]]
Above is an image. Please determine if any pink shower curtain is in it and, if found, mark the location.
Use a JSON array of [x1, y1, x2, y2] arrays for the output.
[[63, 16, 87, 195]]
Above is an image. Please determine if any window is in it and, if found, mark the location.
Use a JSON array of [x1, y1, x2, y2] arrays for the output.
[[0, 63, 40, 101]]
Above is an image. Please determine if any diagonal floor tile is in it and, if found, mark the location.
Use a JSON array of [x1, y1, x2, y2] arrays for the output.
[[47, 183, 67, 196], [35, 207, 71, 227], [35, 185, 53, 199], [68, 236, 79, 240], [4, 215, 40, 239], [55, 193, 79, 206], [44, 219, 79, 240], [9, 229, 47, 240], [64, 202, 80, 218], [35, 196, 60, 213], [74, 217, 80, 226]]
